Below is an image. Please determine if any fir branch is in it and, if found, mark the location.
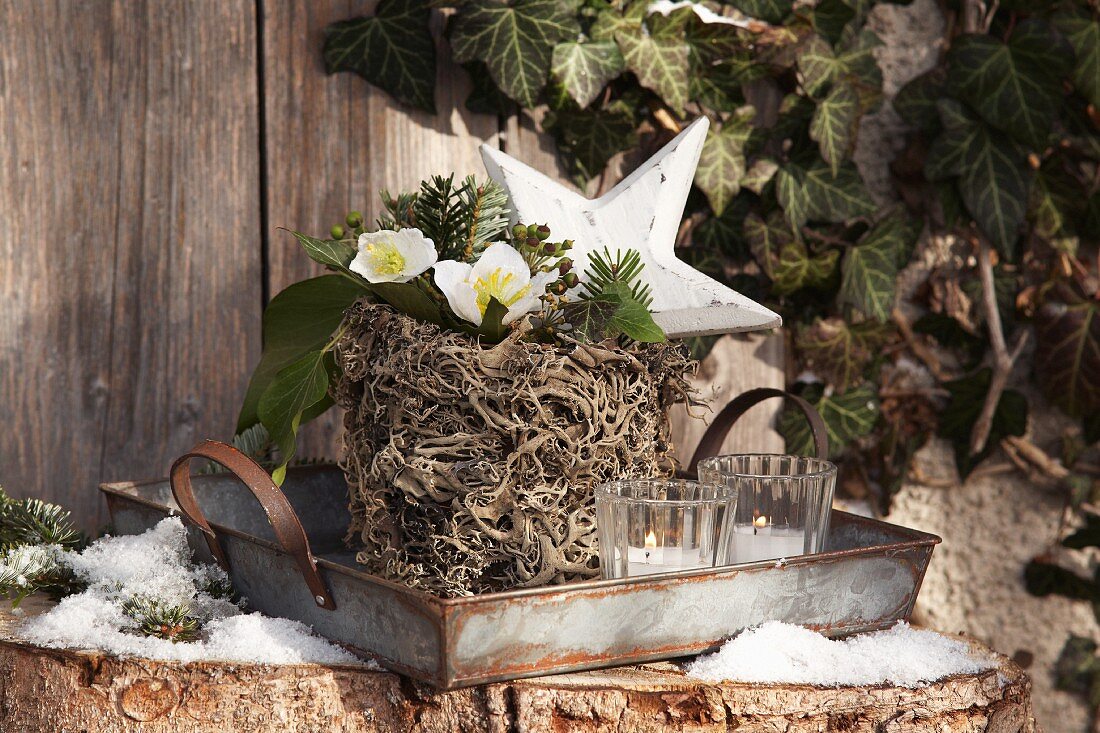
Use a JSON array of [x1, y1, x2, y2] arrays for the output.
[[122, 596, 200, 642], [0, 489, 80, 550], [579, 247, 653, 307], [376, 189, 418, 231], [459, 176, 510, 260], [413, 174, 466, 260]]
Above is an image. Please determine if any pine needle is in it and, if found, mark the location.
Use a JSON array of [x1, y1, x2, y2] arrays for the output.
[[579, 247, 654, 307]]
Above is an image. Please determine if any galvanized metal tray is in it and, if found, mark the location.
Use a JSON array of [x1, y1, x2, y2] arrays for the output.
[[102, 454, 940, 689]]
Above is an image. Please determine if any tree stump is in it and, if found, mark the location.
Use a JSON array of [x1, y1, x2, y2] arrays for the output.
[[0, 597, 1039, 733]]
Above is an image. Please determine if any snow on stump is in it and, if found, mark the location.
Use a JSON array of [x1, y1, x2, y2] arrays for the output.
[[0, 598, 1038, 733]]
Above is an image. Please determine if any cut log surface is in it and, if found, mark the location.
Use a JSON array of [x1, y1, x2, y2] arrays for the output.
[[0, 598, 1038, 733]]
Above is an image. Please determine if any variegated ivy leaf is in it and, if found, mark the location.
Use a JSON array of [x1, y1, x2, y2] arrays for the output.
[[797, 29, 881, 98], [797, 318, 893, 391], [947, 19, 1073, 149], [776, 159, 876, 230], [694, 195, 750, 261], [724, 0, 793, 24], [838, 211, 919, 323], [810, 81, 859, 176], [323, 0, 437, 113], [542, 102, 638, 184], [695, 109, 753, 214], [1054, 13, 1100, 108], [451, 0, 581, 108], [551, 41, 624, 109], [746, 212, 838, 295], [615, 22, 691, 115], [938, 368, 1028, 476], [926, 104, 1028, 259], [741, 157, 779, 194], [892, 67, 947, 132], [1034, 282, 1100, 418], [779, 383, 880, 459]]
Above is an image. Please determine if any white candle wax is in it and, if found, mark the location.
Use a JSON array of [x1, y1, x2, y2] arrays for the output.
[[729, 524, 807, 564], [623, 545, 708, 577]]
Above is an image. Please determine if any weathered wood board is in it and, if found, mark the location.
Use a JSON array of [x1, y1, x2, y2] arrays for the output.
[[0, 1, 783, 529], [0, 0, 261, 529], [0, 597, 1038, 733]]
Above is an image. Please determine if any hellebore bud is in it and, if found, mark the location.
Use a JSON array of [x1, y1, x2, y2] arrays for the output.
[[331, 224, 345, 240]]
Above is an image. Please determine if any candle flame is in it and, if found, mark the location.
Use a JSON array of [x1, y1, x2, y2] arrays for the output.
[[753, 515, 768, 529], [644, 530, 657, 549]]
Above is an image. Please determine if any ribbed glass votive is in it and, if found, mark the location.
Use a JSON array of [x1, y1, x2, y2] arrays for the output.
[[698, 454, 837, 565], [595, 479, 732, 579]]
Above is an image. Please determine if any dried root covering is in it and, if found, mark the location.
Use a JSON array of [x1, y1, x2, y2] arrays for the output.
[[334, 302, 695, 596]]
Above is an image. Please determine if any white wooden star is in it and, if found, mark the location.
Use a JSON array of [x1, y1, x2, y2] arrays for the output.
[[480, 117, 782, 338]]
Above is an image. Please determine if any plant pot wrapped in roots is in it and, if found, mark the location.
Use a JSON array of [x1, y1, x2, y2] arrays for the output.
[[334, 301, 696, 597]]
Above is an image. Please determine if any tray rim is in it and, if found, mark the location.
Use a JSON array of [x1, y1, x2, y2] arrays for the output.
[[100, 471, 941, 613]]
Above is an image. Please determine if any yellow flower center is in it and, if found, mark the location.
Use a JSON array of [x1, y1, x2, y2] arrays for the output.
[[473, 269, 530, 315], [366, 241, 407, 276]]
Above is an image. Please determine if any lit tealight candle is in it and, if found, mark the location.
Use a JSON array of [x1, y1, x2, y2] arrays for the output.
[[729, 514, 807, 564]]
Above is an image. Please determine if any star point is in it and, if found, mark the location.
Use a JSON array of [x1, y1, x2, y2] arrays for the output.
[[481, 117, 781, 339]]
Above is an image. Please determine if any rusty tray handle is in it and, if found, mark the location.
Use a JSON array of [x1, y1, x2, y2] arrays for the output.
[[686, 387, 829, 477], [169, 439, 336, 610]]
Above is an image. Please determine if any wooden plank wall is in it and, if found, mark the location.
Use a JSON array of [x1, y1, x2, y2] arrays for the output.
[[0, 0, 781, 530]]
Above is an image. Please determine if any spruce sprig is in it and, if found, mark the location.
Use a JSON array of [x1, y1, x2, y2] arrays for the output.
[[459, 176, 509, 260], [122, 596, 200, 642], [0, 487, 80, 550], [413, 174, 466, 260], [579, 247, 654, 307]]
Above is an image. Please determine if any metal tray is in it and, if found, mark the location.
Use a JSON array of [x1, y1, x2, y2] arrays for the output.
[[102, 459, 940, 689]]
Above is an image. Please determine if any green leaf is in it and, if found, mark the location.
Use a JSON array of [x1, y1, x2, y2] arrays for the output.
[[811, 0, 856, 45], [740, 157, 779, 195], [797, 317, 891, 390], [606, 282, 665, 342], [615, 22, 691, 115], [551, 40, 624, 108], [746, 212, 838, 294], [724, 0, 793, 24], [543, 103, 638, 183], [451, 0, 581, 107], [368, 281, 444, 326], [1025, 560, 1096, 600], [1063, 512, 1100, 550], [926, 105, 1029, 260], [463, 62, 515, 115], [1034, 284, 1100, 418], [565, 293, 620, 341], [838, 211, 918, 322], [1055, 14, 1100, 107], [938, 368, 1028, 477], [477, 297, 510, 342], [947, 20, 1073, 148], [779, 383, 879, 459], [288, 231, 359, 275], [237, 275, 365, 433], [323, 0, 437, 113], [797, 34, 841, 96], [892, 68, 947, 131], [810, 81, 859, 176], [695, 109, 753, 215], [258, 350, 334, 485], [694, 195, 750, 261], [776, 159, 876, 229]]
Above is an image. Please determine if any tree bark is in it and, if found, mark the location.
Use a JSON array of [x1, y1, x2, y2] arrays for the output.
[[0, 598, 1039, 733]]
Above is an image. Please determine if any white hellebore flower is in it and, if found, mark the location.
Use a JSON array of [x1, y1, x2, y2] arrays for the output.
[[434, 242, 556, 327], [350, 228, 438, 283]]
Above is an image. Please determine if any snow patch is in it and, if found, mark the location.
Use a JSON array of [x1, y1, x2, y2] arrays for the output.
[[685, 621, 996, 687], [19, 518, 365, 667]]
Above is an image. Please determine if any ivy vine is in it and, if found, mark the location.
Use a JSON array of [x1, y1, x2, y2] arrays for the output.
[[323, 0, 1100, 511]]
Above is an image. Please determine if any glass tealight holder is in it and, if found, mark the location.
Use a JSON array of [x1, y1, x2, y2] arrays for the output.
[[698, 454, 837, 566], [595, 479, 732, 579]]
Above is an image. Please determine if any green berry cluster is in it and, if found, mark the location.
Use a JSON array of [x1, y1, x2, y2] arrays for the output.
[[330, 210, 366, 241], [511, 223, 577, 291]]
